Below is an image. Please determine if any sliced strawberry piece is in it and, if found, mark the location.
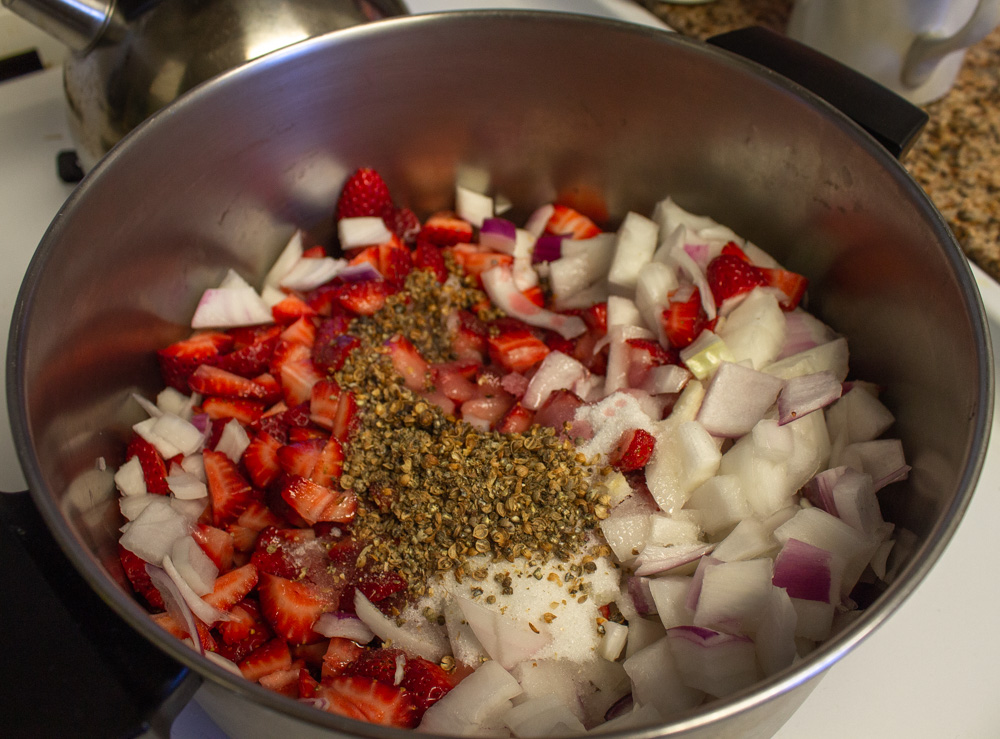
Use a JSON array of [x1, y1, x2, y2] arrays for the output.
[[315, 676, 418, 728], [236, 499, 284, 535], [533, 389, 584, 432], [278, 438, 326, 479], [335, 280, 390, 316], [495, 402, 535, 434], [243, 432, 284, 489], [545, 203, 602, 239], [202, 562, 259, 613], [706, 253, 767, 306], [273, 340, 324, 406], [302, 245, 327, 259], [125, 434, 171, 495], [258, 572, 327, 645], [299, 667, 320, 699], [322, 637, 366, 680], [157, 331, 233, 392], [118, 544, 165, 611], [335, 168, 394, 222], [420, 211, 474, 247], [387, 206, 422, 244], [201, 396, 266, 424], [258, 661, 304, 697], [385, 335, 429, 392], [309, 378, 342, 430], [311, 437, 344, 487], [190, 364, 271, 400], [313, 333, 361, 375], [213, 325, 282, 378], [760, 267, 809, 310], [150, 612, 218, 652], [431, 360, 481, 403], [331, 390, 358, 442], [450, 309, 488, 362], [272, 294, 317, 325], [252, 372, 282, 403], [661, 288, 709, 349], [281, 476, 357, 525], [401, 656, 456, 717], [192, 523, 236, 573], [343, 647, 405, 685], [447, 245, 513, 281], [721, 241, 752, 262], [609, 428, 656, 472], [379, 243, 414, 291], [487, 325, 550, 373], [218, 599, 271, 648], [251, 526, 319, 580], [280, 316, 317, 347], [412, 239, 448, 283], [239, 637, 293, 683], [204, 448, 257, 526]]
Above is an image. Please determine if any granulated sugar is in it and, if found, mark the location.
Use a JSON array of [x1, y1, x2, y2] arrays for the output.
[[574, 392, 656, 460]]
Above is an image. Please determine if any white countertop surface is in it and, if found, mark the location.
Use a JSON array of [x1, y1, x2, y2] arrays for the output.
[[1, 2, 997, 737]]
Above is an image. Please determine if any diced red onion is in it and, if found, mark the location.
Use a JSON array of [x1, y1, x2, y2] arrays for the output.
[[524, 204, 555, 237], [802, 467, 847, 514], [337, 262, 383, 283], [479, 217, 518, 254], [777, 371, 842, 425], [831, 469, 884, 536], [696, 362, 785, 438], [633, 543, 715, 577], [145, 562, 204, 655], [666, 625, 758, 697], [278, 256, 346, 291], [627, 576, 657, 616], [683, 241, 711, 270], [522, 351, 589, 411], [162, 554, 231, 626], [532, 234, 563, 263], [685, 556, 722, 612], [314, 611, 376, 643], [500, 372, 529, 398], [604, 693, 634, 722], [481, 265, 586, 339], [771, 538, 837, 603]]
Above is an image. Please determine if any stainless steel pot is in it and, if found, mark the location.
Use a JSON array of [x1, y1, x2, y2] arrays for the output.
[[6, 11, 992, 738]]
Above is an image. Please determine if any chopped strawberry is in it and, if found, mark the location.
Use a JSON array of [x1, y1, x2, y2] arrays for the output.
[[412, 239, 448, 282], [236, 499, 284, 534], [313, 333, 361, 374], [280, 316, 317, 347], [258, 572, 327, 645], [522, 285, 546, 308], [314, 676, 418, 728], [150, 612, 218, 652], [326, 538, 408, 613], [495, 402, 535, 434], [281, 475, 357, 525], [252, 372, 282, 402], [302, 245, 327, 259], [335, 168, 394, 222], [258, 662, 304, 697], [331, 390, 358, 442], [387, 206, 422, 244], [272, 340, 324, 406], [450, 309, 488, 362], [431, 361, 481, 403], [239, 637, 293, 683], [251, 526, 320, 580], [401, 657, 456, 717], [461, 394, 515, 429], [351, 241, 413, 292], [157, 331, 233, 392], [278, 438, 326, 479], [721, 241, 752, 262], [447, 245, 513, 281], [118, 544, 165, 611], [342, 647, 404, 685], [217, 599, 271, 647], [487, 325, 550, 373], [298, 667, 320, 699], [609, 428, 656, 472], [201, 396, 266, 424], [192, 523, 236, 573], [202, 562, 259, 613], [311, 437, 344, 487], [243, 432, 283, 489], [204, 448, 257, 526], [533, 389, 584, 432], [661, 288, 708, 349], [125, 434, 171, 495], [705, 253, 767, 306], [385, 335, 429, 392], [420, 211, 474, 247], [760, 267, 809, 310], [545, 203, 602, 239], [310, 378, 343, 430], [322, 637, 366, 680], [189, 364, 271, 400], [213, 325, 282, 378], [581, 301, 609, 334], [272, 294, 317, 325], [335, 280, 390, 316]]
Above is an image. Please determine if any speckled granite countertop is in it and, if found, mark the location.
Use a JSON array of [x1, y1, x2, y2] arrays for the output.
[[638, 0, 1000, 281]]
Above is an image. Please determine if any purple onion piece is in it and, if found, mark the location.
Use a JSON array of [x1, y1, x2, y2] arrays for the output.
[[604, 693, 634, 721], [480, 217, 517, 253], [803, 467, 847, 514], [532, 234, 563, 263], [777, 371, 842, 425], [627, 576, 657, 616], [772, 538, 834, 603], [337, 262, 383, 283]]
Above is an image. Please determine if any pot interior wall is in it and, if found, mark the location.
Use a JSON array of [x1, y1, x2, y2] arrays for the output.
[[9, 11, 989, 735]]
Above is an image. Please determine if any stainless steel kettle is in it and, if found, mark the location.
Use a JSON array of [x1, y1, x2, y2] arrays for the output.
[[3, 0, 408, 169]]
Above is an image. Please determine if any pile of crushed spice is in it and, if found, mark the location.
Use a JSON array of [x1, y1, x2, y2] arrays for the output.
[[332, 269, 605, 599]]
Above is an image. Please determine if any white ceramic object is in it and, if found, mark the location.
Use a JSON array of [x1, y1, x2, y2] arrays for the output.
[[787, 0, 1000, 104]]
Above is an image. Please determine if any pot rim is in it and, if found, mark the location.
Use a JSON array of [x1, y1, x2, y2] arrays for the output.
[[8, 9, 993, 737]]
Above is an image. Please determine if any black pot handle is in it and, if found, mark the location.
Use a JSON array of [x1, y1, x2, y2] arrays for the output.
[[706, 26, 929, 159], [0, 489, 201, 738]]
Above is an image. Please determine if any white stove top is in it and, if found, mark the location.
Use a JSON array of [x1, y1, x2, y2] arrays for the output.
[[2, 3, 998, 737]]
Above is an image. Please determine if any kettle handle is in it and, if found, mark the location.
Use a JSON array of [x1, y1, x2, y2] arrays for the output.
[[0, 489, 201, 737], [706, 26, 929, 159], [902, 0, 1000, 88]]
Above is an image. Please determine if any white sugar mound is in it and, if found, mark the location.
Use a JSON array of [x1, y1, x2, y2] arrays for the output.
[[574, 391, 656, 461]]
